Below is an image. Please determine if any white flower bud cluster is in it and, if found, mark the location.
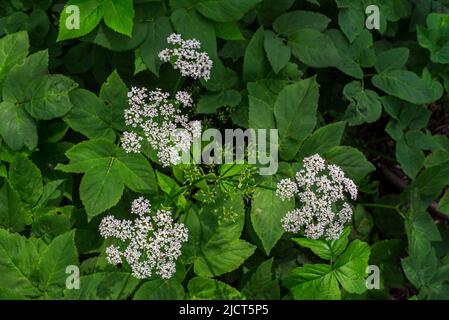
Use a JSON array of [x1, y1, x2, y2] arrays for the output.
[[158, 33, 213, 81], [121, 87, 201, 167], [99, 197, 189, 279], [276, 154, 358, 240]]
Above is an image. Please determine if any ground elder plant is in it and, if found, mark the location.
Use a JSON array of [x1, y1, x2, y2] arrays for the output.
[[0, 0, 448, 302]]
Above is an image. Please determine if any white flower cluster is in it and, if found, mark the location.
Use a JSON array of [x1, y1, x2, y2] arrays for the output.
[[121, 86, 201, 166], [158, 33, 213, 81], [99, 197, 189, 279], [276, 154, 358, 240]]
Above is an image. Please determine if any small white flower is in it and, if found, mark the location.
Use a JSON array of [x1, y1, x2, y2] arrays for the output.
[[99, 198, 189, 280], [122, 86, 202, 167], [159, 33, 213, 81], [276, 154, 358, 240]]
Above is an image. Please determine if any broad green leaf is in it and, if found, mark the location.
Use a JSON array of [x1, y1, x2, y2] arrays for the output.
[[38, 231, 78, 295], [25, 75, 77, 120], [288, 28, 342, 68], [284, 264, 341, 300], [372, 70, 441, 104], [241, 259, 280, 300], [437, 189, 449, 214], [264, 30, 291, 74], [273, 10, 331, 35], [243, 27, 270, 82], [274, 77, 319, 160], [79, 164, 125, 218], [0, 180, 26, 232], [102, 0, 134, 37], [9, 154, 43, 207], [0, 101, 37, 151], [99, 70, 128, 131], [56, 139, 157, 218], [0, 31, 29, 86], [333, 240, 371, 294], [417, 13, 449, 64], [187, 276, 245, 300], [323, 146, 375, 183], [298, 122, 346, 159], [194, 239, 256, 277], [396, 139, 425, 179], [64, 89, 116, 141], [195, 0, 261, 22], [343, 81, 382, 125], [375, 48, 409, 73], [197, 90, 241, 114], [338, 3, 364, 42], [140, 17, 174, 76], [214, 21, 244, 40], [248, 95, 275, 130], [133, 279, 184, 300], [171, 8, 217, 60], [251, 179, 294, 254], [293, 227, 350, 261], [0, 229, 41, 297], [64, 272, 139, 299], [3, 50, 48, 104], [57, 0, 103, 41]]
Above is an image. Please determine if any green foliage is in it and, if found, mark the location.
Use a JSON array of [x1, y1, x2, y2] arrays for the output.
[[0, 0, 448, 301]]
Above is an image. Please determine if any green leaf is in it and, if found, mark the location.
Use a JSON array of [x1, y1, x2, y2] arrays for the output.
[[375, 47, 409, 73], [56, 139, 157, 218], [251, 179, 294, 254], [298, 122, 346, 159], [396, 139, 425, 179], [171, 8, 217, 60], [288, 28, 342, 68], [0, 229, 41, 297], [133, 279, 184, 300], [194, 239, 256, 277], [284, 264, 341, 300], [3, 50, 48, 104], [417, 13, 449, 64], [195, 0, 261, 22], [343, 81, 382, 125], [241, 259, 280, 299], [57, 0, 103, 41], [0, 180, 26, 232], [323, 146, 375, 183], [64, 272, 139, 299], [187, 276, 245, 299], [0, 31, 29, 87], [338, 5, 364, 43], [214, 21, 244, 40], [273, 10, 331, 36], [372, 70, 441, 104], [333, 240, 371, 294], [274, 77, 319, 160], [248, 95, 275, 130], [102, 0, 135, 37], [197, 90, 241, 114], [293, 227, 350, 261], [99, 70, 128, 131], [64, 88, 116, 141], [264, 30, 291, 74], [0, 101, 37, 151], [25, 75, 77, 120], [38, 231, 78, 295], [140, 17, 174, 77], [243, 27, 270, 82], [9, 154, 43, 207], [79, 164, 125, 219]]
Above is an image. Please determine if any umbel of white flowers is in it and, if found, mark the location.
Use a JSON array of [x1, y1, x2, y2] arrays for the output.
[[99, 197, 189, 279], [158, 33, 213, 81], [276, 154, 358, 240], [121, 87, 201, 167]]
